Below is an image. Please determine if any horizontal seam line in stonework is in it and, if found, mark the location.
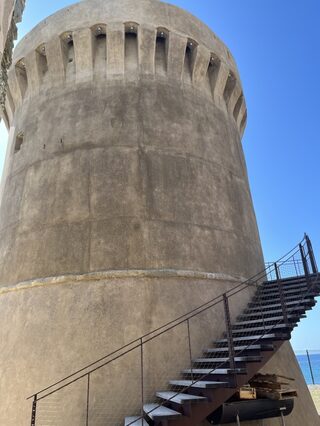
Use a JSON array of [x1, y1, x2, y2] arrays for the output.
[[7, 145, 245, 182], [0, 269, 246, 295], [0, 217, 242, 238]]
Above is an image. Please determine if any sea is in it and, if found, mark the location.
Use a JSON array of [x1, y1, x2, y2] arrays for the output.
[[295, 351, 320, 385]]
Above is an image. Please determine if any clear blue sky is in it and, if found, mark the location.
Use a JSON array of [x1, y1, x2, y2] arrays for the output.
[[0, 0, 319, 349]]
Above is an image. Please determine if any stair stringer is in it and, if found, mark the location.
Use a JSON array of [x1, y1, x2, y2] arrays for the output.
[[165, 341, 285, 426], [250, 342, 320, 426]]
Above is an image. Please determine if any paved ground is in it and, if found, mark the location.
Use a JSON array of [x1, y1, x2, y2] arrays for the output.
[[309, 385, 320, 415]]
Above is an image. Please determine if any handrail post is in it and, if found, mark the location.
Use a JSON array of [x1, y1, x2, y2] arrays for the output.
[[300, 243, 312, 291], [275, 263, 288, 326], [300, 243, 310, 277], [187, 319, 194, 381], [223, 293, 237, 387], [140, 338, 144, 418], [306, 350, 315, 385], [30, 395, 37, 426], [305, 234, 318, 274], [86, 374, 90, 426]]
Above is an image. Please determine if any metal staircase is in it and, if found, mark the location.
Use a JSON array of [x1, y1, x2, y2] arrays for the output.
[[28, 235, 320, 426]]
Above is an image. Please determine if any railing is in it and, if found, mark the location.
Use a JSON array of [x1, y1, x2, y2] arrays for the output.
[[28, 235, 319, 426], [295, 350, 320, 385]]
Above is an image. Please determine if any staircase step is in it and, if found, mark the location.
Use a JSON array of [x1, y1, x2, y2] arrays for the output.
[[144, 404, 181, 421], [231, 323, 295, 334], [235, 315, 303, 326], [266, 274, 318, 286], [246, 299, 315, 311], [251, 294, 317, 305], [255, 292, 318, 305], [254, 291, 319, 301], [125, 417, 148, 426], [183, 368, 246, 376], [259, 283, 316, 294], [215, 333, 289, 344], [261, 282, 308, 291], [194, 356, 262, 364], [156, 391, 207, 405], [170, 380, 229, 389], [205, 344, 274, 353], [238, 308, 306, 320]]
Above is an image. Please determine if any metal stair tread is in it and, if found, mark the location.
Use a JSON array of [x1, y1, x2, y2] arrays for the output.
[[170, 380, 229, 389], [205, 344, 274, 353], [259, 283, 317, 294], [232, 324, 295, 334], [183, 368, 246, 375], [156, 391, 207, 405], [215, 333, 289, 343], [254, 291, 319, 301], [239, 307, 307, 319], [251, 294, 317, 305], [144, 404, 181, 420], [125, 417, 148, 426], [247, 299, 314, 310], [194, 356, 262, 363], [266, 274, 319, 286], [235, 314, 303, 326]]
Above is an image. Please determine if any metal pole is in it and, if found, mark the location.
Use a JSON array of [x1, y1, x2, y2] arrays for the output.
[[140, 338, 144, 416], [300, 244, 310, 277], [30, 395, 37, 426], [223, 293, 237, 387], [300, 243, 313, 292], [305, 234, 318, 274], [293, 258, 298, 276], [236, 413, 241, 426], [187, 319, 194, 381], [86, 374, 90, 426], [280, 410, 286, 426], [275, 263, 288, 326], [306, 350, 315, 385]]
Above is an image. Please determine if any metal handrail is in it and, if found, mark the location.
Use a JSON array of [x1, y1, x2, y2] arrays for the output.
[[27, 234, 319, 426], [27, 237, 305, 401]]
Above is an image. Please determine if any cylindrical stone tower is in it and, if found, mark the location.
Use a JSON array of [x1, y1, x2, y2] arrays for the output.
[[0, 0, 275, 425]]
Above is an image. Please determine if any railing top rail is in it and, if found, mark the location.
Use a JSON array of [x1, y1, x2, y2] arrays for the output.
[[27, 235, 311, 400]]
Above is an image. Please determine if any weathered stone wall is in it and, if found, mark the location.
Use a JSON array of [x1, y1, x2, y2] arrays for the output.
[[0, 0, 258, 286]]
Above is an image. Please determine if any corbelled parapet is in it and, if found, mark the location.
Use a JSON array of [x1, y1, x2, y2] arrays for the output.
[[5, 0, 246, 135], [0, 0, 25, 120]]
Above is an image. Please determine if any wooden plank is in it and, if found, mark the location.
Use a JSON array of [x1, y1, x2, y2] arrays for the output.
[[256, 388, 298, 400], [237, 386, 256, 400], [252, 373, 294, 382]]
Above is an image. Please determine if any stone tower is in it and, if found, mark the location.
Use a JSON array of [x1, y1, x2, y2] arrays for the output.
[[0, 0, 317, 425]]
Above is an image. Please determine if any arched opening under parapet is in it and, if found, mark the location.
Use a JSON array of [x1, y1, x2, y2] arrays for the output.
[[155, 28, 168, 75], [206, 54, 221, 100], [60, 32, 75, 81], [15, 59, 28, 98], [240, 110, 247, 134], [14, 132, 24, 153], [36, 44, 48, 84], [125, 23, 139, 73], [223, 71, 236, 107], [233, 93, 243, 121], [92, 24, 107, 75], [183, 39, 197, 82]]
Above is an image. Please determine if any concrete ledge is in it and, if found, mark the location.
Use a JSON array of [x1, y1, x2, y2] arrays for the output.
[[0, 268, 246, 295]]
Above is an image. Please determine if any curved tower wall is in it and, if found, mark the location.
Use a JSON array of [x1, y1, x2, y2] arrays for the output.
[[0, 0, 262, 285], [0, 0, 268, 425]]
